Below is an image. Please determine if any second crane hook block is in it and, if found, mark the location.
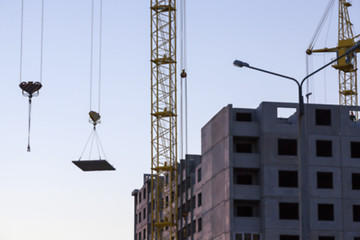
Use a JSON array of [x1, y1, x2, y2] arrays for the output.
[[89, 111, 101, 125], [180, 69, 187, 78], [19, 81, 42, 97]]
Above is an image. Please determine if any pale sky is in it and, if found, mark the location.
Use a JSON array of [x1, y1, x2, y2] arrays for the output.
[[0, 0, 359, 239]]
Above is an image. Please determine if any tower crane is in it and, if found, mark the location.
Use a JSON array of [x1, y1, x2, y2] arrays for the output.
[[306, 0, 360, 107], [149, 0, 178, 240]]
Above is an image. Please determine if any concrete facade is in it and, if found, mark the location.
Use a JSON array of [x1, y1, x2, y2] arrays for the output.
[[132, 102, 360, 240]]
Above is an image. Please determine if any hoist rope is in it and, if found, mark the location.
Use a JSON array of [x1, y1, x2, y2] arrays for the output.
[[98, 0, 103, 113], [39, 0, 44, 83], [179, 0, 188, 159], [19, 0, 24, 83], [89, 0, 103, 114], [89, 0, 94, 112], [19, 0, 45, 83]]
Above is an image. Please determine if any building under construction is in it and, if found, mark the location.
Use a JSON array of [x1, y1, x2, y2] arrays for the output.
[[133, 102, 360, 240]]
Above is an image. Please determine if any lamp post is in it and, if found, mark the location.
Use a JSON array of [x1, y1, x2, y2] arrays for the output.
[[233, 41, 360, 240]]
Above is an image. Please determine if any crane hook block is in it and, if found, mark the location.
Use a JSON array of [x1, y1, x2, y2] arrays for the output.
[[180, 69, 187, 78], [19, 81, 42, 97], [89, 111, 101, 125]]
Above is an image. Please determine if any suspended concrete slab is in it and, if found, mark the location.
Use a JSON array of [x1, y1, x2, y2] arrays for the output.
[[72, 160, 115, 171]]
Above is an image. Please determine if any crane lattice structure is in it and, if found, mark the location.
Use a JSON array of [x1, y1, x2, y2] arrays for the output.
[[150, 0, 178, 240], [307, 0, 360, 107]]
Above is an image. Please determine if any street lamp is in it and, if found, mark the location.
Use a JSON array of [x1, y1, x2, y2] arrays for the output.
[[233, 40, 360, 240]]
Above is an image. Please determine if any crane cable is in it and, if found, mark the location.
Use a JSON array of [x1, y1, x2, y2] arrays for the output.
[[306, 0, 335, 103], [79, 0, 105, 161], [19, 0, 45, 152], [179, 0, 188, 159], [89, 0, 103, 118]]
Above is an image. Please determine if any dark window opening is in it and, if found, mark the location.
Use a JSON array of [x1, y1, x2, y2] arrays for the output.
[[234, 200, 260, 217], [197, 168, 202, 182], [316, 109, 331, 126], [354, 237, 360, 240], [197, 193, 202, 207], [236, 112, 252, 122], [278, 139, 297, 156], [143, 208, 146, 219], [280, 235, 299, 240], [319, 237, 334, 240], [317, 172, 333, 189], [234, 168, 259, 185], [316, 140, 332, 157], [353, 205, 360, 222], [279, 202, 299, 219], [352, 173, 360, 190], [278, 170, 298, 188], [318, 204, 334, 221], [197, 218, 202, 232], [351, 142, 360, 158]]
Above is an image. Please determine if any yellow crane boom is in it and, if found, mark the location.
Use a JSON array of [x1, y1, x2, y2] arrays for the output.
[[307, 0, 360, 107]]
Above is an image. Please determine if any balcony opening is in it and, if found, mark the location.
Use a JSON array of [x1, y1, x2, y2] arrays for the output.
[[234, 200, 260, 217], [234, 168, 259, 185], [236, 112, 252, 122], [234, 136, 258, 153]]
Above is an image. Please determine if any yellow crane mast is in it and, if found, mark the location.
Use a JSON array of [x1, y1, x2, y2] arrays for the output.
[[307, 0, 360, 107], [150, 0, 178, 240]]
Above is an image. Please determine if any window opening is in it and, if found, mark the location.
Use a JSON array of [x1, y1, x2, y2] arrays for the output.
[[278, 170, 298, 188], [318, 203, 334, 221], [277, 107, 297, 119], [317, 172, 333, 189], [278, 139, 297, 156], [352, 173, 360, 190], [351, 142, 360, 158], [316, 140, 332, 157], [319, 237, 335, 240], [315, 109, 331, 126], [353, 205, 360, 222], [279, 235, 299, 240], [279, 202, 299, 219]]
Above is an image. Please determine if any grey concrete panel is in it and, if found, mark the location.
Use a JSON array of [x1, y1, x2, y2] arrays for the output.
[[342, 199, 360, 232], [263, 165, 298, 197], [263, 197, 299, 230], [309, 166, 342, 199], [309, 198, 343, 231]]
